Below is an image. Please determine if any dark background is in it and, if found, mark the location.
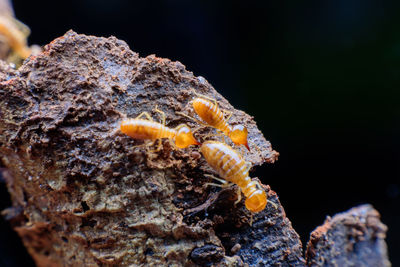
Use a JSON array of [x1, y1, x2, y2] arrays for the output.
[[1, 0, 399, 266]]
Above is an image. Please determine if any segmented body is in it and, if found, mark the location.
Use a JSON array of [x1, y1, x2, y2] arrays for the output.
[[120, 119, 176, 140], [193, 98, 230, 135], [200, 141, 266, 212], [0, 16, 31, 59]]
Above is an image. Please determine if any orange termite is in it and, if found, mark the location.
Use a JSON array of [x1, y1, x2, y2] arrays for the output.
[[200, 140, 267, 213], [179, 91, 250, 150], [120, 107, 200, 149], [0, 15, 31, 59]]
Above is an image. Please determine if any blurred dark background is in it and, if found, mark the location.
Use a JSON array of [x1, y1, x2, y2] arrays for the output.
[[1, 0, 399, 266]]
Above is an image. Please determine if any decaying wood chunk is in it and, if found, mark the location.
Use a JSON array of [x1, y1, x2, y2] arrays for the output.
[[306, 204, 391, 267], [0, 31, 307, 266]]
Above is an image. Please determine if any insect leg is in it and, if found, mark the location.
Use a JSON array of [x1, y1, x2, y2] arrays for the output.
[[204, 182, 227, 188], [268, 200, 278, 210], [176, 111, 208, 127], [191, 89, 218, 106], [153, 105, 166, 125], [204, 174, 233, 188], [203, 132, 224, 139], [157, 139, 163, 151], [135, 111, 153, 121], [223, 110, 233, 122], [234, 186, 242, 205], [192, 126, 202, 133], [249, 213, 254, 227], [169, 139, 178, 150], [254, 180, 263, 190], [148, 139, 163, 153]]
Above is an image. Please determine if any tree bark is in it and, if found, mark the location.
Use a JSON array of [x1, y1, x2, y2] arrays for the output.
[[0, 31, 307, 266], [306, 205, 391, 267], [0, 30, 391, 267]]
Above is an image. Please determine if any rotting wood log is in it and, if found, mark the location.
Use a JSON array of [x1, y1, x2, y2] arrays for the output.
[[0, 30, 391, 267], [306, 204, 391, 267], [0, 31, 308, 266]]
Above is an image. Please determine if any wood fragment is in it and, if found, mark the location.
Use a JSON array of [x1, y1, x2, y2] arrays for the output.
[[306, 204, 391, 267], [0, 31, 301, 266]]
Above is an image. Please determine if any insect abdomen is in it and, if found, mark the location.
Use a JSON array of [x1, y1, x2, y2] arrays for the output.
[[201, 141, 268, 213], [193, 98, 230, 134], [200, 141, 248, 185], [120, 119, 175, 140]]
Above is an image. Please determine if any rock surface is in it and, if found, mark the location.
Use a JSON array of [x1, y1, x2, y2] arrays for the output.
[[0, 31, 306, 266], [306, 205, 391, 267]]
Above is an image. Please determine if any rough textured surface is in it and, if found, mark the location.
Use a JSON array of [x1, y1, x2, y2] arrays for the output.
[[306, 205, 391, 267], [0, 31, 307, 266], [213, 185, 304, 266]]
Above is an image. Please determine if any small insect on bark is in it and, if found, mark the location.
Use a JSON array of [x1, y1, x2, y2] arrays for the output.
[[200, 140, 269, 213], [0, 15, 31, 59], [177, 90, 250, 151], [120, 106, 201, 149]]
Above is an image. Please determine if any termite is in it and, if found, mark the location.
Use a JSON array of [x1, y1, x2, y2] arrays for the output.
[[200, 140, 269, 213], [177, 91, 250, 151], [120, 106, 200, 149], [0, 15, 31, 59]]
